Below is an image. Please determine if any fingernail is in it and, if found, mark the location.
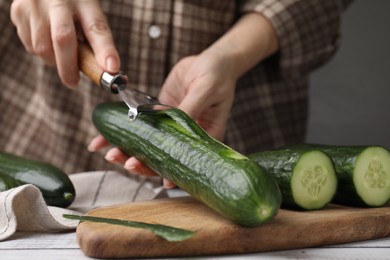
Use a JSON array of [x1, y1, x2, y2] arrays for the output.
[[105, 55, 118, 72], [163, 179, 175, 189], [87, 144, 95, 152], [105, 154, 115, 162], [65, 78, 78, 89], [87, 140, 97, 152], [124, 161, 136, 172]]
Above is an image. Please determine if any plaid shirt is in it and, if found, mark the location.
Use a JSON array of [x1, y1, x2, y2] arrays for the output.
[[0, 0, 352, 174]]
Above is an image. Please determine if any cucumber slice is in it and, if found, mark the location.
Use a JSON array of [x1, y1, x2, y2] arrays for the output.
[[291, 151, 338, 210], [353, 146, 390, 206]]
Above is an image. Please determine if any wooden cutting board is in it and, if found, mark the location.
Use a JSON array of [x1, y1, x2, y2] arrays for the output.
[[76, 196, 390, 258]]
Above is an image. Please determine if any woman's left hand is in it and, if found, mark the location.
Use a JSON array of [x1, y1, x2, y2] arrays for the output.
[[159, 48, 237, 141]]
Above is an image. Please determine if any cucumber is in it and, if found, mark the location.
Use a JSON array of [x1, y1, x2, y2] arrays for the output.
[[291, 144, 390, 207], [249, 148, 338, 210], [0, 172, 23, 191], [0, 152, 76, 208], [92, 102, 282, 227]]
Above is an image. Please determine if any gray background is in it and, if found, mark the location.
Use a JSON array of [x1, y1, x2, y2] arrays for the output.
[[306, 0, 390, 149]]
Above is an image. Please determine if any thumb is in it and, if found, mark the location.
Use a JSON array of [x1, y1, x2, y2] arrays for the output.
[[177, 93, 203, 121], [180, 89, 232, 141]]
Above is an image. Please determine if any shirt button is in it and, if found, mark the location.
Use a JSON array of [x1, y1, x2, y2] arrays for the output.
[[148, 25, 161, 39]]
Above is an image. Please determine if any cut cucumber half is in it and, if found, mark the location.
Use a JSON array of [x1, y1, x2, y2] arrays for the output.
[[249, 149, 337, 210], [287, 144, 390, 207]]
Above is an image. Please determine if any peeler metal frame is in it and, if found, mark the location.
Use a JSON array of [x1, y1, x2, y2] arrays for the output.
[[78, 41, 168, 121], [100, 71, 165, 121]]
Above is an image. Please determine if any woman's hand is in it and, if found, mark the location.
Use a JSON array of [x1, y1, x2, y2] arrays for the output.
[[159, 49, 236, 141], [88, 49, 237, 188], [10, 0, 120, 88]]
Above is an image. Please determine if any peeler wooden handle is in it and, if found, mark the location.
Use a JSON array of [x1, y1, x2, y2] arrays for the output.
[[77, 41, 126, 93], [77, 41, 103, 86]]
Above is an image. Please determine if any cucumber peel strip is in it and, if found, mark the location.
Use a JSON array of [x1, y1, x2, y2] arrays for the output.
[[63, 214, 195, 242]]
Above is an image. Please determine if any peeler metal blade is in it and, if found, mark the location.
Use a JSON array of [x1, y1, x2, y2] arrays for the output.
[[101, 71, 170, 121], [117, 88, 162, 121]]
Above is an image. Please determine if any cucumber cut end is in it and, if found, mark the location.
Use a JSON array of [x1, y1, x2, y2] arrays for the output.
[[291, 151, 337, 210], [354, 146, 390, 206]]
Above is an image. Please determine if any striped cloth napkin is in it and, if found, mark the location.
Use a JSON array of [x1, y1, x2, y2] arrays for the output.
[[0, 171, 166, 241]]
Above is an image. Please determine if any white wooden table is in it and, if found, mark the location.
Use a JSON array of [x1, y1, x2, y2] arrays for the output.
[[2, 189, 390, 259], [1, 231, 390, 260]]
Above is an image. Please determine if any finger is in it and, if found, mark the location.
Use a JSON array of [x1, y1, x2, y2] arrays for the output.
[[124, 157, 158, 177], [49, 0, 79, 88], [10, 1, 33, 53], [199, 110, 228, 141], [88, 135, 110, 152], [179, 92, 229, 141], [76, 0, 120, 73], [177, 91, 205, 120], [105, 147, 129, 165], [30, 2, 55, 65], [163, 179, 176, 189], [158, 57, 195, 106], [158, 73, 181, 107]]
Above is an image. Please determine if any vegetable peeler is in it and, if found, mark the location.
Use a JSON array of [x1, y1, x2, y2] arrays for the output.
[[78, 42, 168, 121]]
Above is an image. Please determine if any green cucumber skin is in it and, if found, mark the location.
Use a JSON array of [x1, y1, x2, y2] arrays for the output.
[[248, 151, 293, 208], [0, 152, 76, 207], [0, 172, 23, 191], [249, 149, 323, 210], [289, 144, 388, 207], [92, 102, 282, 227]]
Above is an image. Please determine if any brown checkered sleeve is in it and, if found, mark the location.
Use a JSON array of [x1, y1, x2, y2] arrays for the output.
[[240, 0, 354, 77]]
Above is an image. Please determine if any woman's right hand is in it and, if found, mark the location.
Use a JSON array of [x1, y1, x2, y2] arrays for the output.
[[10, 0, 120, 88]]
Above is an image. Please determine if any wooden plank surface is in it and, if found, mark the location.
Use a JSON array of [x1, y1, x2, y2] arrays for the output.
[[76, 197, 390, 259], [3, 231, 390, 260]]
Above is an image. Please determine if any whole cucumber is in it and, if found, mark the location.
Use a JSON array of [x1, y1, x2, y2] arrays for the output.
[[0, 172, 23, 191], [0, 152, 76, 208], [92, 102, 282, 227]]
